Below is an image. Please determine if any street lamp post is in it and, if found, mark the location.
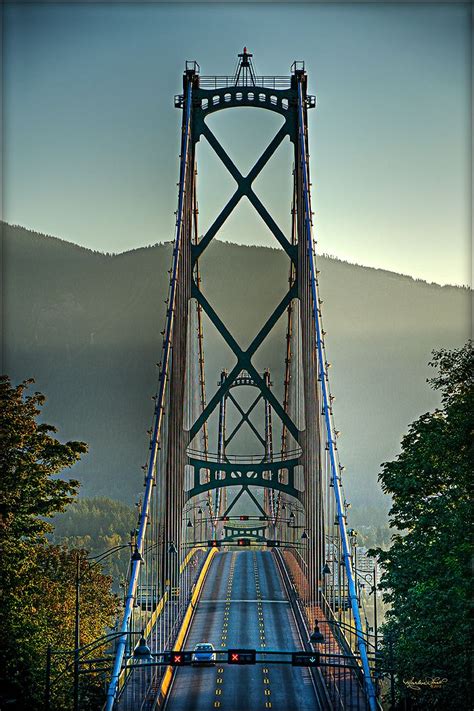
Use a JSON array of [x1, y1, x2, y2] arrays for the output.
[[198, 508, 203, 544], [355, 567, 378, 655], [73, 541, 138, 711], [45, 644, 52, 710], [73, 553, 81, 711], [45, 630, 142, 711]]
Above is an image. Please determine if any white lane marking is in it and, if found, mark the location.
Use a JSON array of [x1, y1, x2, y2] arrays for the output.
[[199, 599, 289, 604]]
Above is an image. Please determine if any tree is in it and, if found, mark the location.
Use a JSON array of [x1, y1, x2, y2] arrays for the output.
[[51, 497, 137, 588], [0, 377, 118, 709], [374, 342, 472, 709], [1, 376, 85, 536]]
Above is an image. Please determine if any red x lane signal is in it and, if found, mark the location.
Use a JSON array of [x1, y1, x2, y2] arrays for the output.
[[164, 651, 193, 666], [227, 649, 256, 665]]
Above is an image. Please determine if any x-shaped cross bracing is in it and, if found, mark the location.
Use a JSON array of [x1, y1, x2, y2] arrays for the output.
[[192, 121, 296, 262], [190, 110, 299, 446], [225, 391, 265, 449], [190, 280, 298, 440]]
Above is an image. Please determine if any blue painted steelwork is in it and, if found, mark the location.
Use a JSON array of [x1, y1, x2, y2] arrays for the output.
[[295, 78, 378, 711], [104, 78, 194, 711], [214, 370, 227, 525]]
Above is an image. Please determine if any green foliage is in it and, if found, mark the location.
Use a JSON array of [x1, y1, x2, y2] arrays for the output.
[[1, 375, 84, 539], [0, 377, 118, 710], [374, 342, 473, 710], [4, 544, 118, 710], [352, 524, 391, 550], [51, 497, 137, 587]]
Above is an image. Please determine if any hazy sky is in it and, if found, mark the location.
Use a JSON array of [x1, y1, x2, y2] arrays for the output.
[[4, 3, 470, 286]]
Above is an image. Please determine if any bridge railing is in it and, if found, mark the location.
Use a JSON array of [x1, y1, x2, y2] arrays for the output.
[[185, 447, 301, 463], [199, 74, 291, 89]]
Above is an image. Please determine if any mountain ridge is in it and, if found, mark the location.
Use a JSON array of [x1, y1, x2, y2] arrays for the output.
[[2, 221, 467, 289], [2, 222, 471, 527]]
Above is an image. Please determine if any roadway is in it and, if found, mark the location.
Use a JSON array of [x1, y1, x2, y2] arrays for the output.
[[164, 549, 320, 711]]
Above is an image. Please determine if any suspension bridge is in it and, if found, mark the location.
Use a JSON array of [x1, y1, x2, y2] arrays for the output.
[[102, 50, 380, 711]]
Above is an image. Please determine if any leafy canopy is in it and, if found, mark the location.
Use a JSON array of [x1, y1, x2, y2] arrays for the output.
[[375, 342, 473, 710], [0, 377, 117, 710], [51, 496, 137, 586], [1, 375, 85, 539]]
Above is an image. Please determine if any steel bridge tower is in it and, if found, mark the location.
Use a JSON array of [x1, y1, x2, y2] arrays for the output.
[[105, 50, 378, 711]]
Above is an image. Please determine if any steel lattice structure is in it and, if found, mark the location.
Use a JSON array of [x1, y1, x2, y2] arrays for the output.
[[104, 52, 378, 711]]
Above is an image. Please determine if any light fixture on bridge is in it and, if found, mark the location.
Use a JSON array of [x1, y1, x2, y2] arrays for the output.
[[134, 631, 152, 659], [198, 508, 202, 515], [290, 511, 295, 520], [187, 519, 193, 528], [322, 562, 331, 575], [281, 503, 286, 511], [168, 542, 178, 555], [301, 530, 308, 540], [131, 546, 144, 563], [309, 621, 325, 645]]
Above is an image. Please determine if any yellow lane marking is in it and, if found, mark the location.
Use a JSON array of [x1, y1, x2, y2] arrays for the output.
[[253, 552, 273, 704], [158, 548, 217, 702]]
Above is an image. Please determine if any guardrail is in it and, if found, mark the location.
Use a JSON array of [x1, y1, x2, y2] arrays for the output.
[[152, 548, 218, 708], [199, 75, 291, 90], [186, 448, 301, 463], [273, 548, 334, 709]]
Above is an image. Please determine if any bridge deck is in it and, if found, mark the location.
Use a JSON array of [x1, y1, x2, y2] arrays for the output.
[[164, 550, 321, 711]]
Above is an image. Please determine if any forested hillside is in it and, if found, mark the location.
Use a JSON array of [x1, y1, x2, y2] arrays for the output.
[[2, 222, 470, 526]]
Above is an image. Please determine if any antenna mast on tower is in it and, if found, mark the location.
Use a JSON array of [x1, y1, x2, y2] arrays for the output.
[[234, 47, 257, 86]]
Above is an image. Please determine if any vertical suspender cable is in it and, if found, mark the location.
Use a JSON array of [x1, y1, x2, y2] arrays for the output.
[[296, 78, 378, 711], [104, 78, 193, 711]]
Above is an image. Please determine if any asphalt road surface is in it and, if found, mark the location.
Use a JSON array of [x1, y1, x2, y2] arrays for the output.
[[164, 550, 321, 711]]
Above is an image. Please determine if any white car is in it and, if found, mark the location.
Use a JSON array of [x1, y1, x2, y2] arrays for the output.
[[192, 642, 216, 665]]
